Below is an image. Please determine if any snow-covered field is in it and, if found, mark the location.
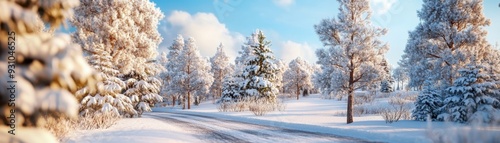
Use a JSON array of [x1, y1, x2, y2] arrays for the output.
[[65, 93, 500, 143]]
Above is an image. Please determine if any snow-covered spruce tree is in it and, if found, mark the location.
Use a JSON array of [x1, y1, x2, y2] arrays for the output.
[[314, 0, 388, 124], [165, 35, 185, 106], [413, 79, 443, 121], [283, 57, 314, 100], [75, 48, 134, 116], [380, 59, 394, 93], [73, 0, 164, 117], [171, 37, 213, 109], [400, 0, 492, 90], [240, 30, 280, 103], [0, 0, 100, 142], [439, 64, 500, 123], [220, 76, 242, 103], [210, 43, 233, 103], [158, 51, 169, 104]]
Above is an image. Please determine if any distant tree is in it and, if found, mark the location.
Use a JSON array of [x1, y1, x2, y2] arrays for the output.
[[283, 57, 314, 100], [392, 66, 409, 91], [314, 0, 389, 124], [165, 35, 185, 107], [380, 59, 394, 93], [240, 30, 280, 103], [0, 0, 99, 142], [172, 37, 213, 109], [274, 59, 287, 94], [210, 43, 233, 103]]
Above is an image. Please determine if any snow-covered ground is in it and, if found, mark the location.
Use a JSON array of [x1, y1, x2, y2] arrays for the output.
[[65, 93, 500, 143], [153, 94, 494, 143], [64, 117, 202, 143]]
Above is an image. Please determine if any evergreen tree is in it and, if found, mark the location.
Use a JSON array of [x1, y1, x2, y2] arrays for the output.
[[314, 0, 388, 124], [413, 79, 443, 121], [380, 59, 394, 93], [440, 64, 500, 123], [240, 30, 280, 103], [210, 43, 233, 102], [165, 35, 185, 106], [0, 0, 99, 142], [220, 76, 242, 102]]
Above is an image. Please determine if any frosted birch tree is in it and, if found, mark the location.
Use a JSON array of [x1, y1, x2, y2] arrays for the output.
[[0, 0, 100, 142], [314, 0, 389, 124]]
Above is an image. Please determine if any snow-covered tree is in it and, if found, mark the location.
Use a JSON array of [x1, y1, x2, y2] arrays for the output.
[[73, 0, 165, 116], [400, 0, 492, 90], [210, 43, 233, 102], [380, 59, 394, 93], [165, 35, 185, 106], [220, 76, 242, 102], [240, 30, 280, 103], [171, 37, 214, 109], [274, 59, 287, 94], [413, 79, 443, 121], [283, 57, 314, 100], [0, 0, 100, 142], [314, 0, 389, 124], [440, 64, 500, 123], [392, 66, 409, 91]]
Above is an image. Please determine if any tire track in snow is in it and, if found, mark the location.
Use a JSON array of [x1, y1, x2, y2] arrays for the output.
[[147, 114, 250, 143], [147, 112, 378, 143]]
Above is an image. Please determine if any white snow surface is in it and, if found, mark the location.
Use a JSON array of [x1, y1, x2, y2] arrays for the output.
[[64, 117, 202, 143], [65, 94, 500, 143]]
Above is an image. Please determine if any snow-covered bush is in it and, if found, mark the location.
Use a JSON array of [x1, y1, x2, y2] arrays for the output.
[[354, 92, 375, 105], [248, 99, 275, 116], [381, 96, 413, 123], [78, 112, 120, 130], [44, 117, 78, 142]]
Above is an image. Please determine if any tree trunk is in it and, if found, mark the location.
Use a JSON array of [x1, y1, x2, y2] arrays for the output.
[[347, 64, 354, 124], [296, 83, 300, 100], [188, 92, 191, 109], [172, 95, 176, 107]]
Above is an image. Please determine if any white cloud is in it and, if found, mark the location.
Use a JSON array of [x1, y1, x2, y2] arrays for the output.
[[273, 0, 294, 8], [371, 0, 397, 15], [276, 40, 316, 64], [159, 11, 244, 61]]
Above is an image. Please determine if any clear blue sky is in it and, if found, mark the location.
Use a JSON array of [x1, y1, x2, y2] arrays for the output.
[[151, 0, 500, 67]]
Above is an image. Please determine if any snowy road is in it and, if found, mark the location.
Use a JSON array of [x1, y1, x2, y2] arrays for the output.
[[146, 112, 376, 143]]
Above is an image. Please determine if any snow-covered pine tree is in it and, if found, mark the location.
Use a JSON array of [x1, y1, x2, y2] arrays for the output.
[[220, 76, 242, 103], [440, 64, 500, 123], [0, 0, 100, 142], [283, 57, 314, 100], [76, 48, 134, 116], [210, 43, 233, 103], [165, 35, 185, 106], [240, 30, 280, 103], [314, 0, 388, 124], [172, 37, 214, 109], [73, 0, 165, 116], [400, 0, 492, 90], [380, 59, 394, 93], [413, 79, 443, 121]]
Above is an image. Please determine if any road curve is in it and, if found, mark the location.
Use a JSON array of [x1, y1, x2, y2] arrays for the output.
[[145, 112, 378, 143]]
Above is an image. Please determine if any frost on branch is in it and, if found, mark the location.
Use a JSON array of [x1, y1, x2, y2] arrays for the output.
[[0, 0, 100, 142]]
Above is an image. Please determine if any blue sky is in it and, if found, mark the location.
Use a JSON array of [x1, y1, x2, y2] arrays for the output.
[[153, 0, 500, 67]]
